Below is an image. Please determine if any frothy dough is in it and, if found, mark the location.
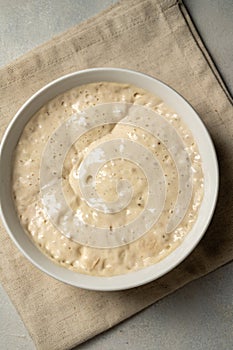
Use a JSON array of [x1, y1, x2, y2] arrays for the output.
[[12, 82, 203, 276]]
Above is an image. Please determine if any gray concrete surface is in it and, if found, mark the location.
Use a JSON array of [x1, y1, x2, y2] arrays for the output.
[[184, 0, 233, 96], [0, 1, 232, 349]]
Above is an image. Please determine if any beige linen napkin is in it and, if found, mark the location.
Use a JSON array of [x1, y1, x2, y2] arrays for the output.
[[0, 0, 232, 349]]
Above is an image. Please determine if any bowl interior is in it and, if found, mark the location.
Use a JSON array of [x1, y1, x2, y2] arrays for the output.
[[0, 68, 218, 291]]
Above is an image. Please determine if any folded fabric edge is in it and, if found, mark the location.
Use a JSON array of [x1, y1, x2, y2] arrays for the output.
[[67, 264, 230, 350], [0, 0, 142, 75], [179, 0, 233, 104]]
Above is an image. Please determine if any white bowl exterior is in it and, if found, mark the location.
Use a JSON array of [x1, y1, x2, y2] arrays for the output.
[[0, 68, 219, 291]]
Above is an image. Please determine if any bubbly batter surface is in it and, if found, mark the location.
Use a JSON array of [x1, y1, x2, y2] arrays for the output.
[[12, 82, 203, 276]]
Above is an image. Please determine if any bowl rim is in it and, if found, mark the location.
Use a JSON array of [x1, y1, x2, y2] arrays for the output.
[[0, 67, 219, 291]]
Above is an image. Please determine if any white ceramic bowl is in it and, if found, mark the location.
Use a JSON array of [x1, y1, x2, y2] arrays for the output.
[[0, 68, 218, 291]]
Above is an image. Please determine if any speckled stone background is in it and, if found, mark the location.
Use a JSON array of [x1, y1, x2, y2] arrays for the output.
[[0, 1, 232, 349]]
